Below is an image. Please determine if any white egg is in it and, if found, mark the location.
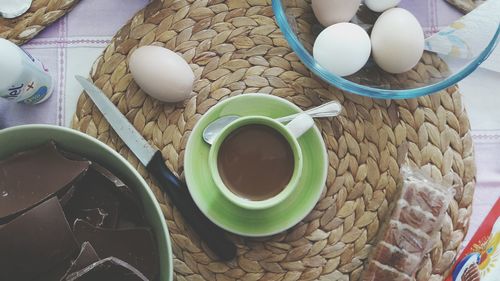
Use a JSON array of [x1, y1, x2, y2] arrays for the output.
[[364, 0, 401, 12], [313, 23, 371, 77], [312, 0, 361, 27], [129, 46, 195, 103], [371, 8, 424, 74]]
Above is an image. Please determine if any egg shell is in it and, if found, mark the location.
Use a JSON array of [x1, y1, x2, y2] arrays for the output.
[[129, 46, 195, 103], [312, 0, 361, 27], [364, 0, 401, 12], [371, 8, 424, 74], [313, 22, 371, 77]]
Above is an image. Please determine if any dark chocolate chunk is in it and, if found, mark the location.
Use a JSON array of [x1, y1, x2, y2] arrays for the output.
[[59, 186, 76, 207], [64, 257, 149, 281], [35, 263, 71, 281], [64, 164, 144, 228], [0, 197, 79, 281], [76, 208, 110, 227], [92, 163, 145, 228], [64, 168, 120, 228], [0, 142, 90, 221], [73, 219, 158, 280], [61, 242, 100, 280], [38, 242, 100, 281]]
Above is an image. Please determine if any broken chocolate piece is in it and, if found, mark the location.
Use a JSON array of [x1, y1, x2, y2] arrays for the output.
[[372, 241, 422, 275], [0, 197, 79, 281], [65, 257, 149, 281], [73, 219, 158, 280], [383, 220, 431, 254], [362, 260, 413, 281], [59, 186, 76, 207], [74, 208, 110, 227], [61, 242, 100, 280], [91, 163, 145, 228], [0, 142, 90, 221], [64, 164, 144, 228], [64, 168, 120, 228], [36, 264, 71, 281]]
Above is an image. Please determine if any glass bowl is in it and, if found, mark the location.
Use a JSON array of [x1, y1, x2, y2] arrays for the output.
[[272, 0, 500, 99]]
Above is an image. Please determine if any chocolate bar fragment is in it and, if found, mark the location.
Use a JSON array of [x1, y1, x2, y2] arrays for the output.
[[64, 164, 144, 228], [393, 200, 439, 234], [73, 219, 159, 280], [372, 241, 422, 275], [61, 242, 100, 280], [64, 257, 149, 281], [64, 168, 120, 228], [362, 260, 413, 281], [60, 186, 77, 207], [402, 181, 449, 217], [91, 163, 145, 228], [0, 142, 90, 221], [383, 220, 430, 254], [0, 197, 79, 281]]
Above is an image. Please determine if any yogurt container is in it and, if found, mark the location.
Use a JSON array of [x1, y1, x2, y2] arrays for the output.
[[0, 38, 53, 104]]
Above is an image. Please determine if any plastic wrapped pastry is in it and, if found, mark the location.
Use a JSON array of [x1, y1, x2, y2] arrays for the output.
[[362, 165, 455, 281], [401, 180, 451, 218], [392, 200, 439, 234], [363, 260, 413, 281], [383, 220, 431, 254], [372, 241, 421, 274]]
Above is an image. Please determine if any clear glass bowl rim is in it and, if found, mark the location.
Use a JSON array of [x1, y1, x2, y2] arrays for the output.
[[272, 0, 500, 99]]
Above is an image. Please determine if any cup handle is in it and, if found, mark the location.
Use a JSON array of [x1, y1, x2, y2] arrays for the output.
[[285, 113, 315, 139]]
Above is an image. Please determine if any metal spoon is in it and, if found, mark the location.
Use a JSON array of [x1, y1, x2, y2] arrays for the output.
[[202, 100, 342, 145], [0, 0, 32, 19]]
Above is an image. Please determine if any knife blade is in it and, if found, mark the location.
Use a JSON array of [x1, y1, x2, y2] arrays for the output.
[[76, 75, 236, 261]]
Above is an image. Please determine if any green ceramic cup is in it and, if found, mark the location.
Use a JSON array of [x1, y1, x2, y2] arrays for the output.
[[208, 114, 314, 210], [0, 125, 173, 281]]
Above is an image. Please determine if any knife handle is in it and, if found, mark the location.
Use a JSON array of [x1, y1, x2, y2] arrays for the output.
[[146, 151, 237, 261]]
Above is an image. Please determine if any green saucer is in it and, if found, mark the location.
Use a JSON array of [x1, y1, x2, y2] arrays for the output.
[[184, 94, 328, 237]]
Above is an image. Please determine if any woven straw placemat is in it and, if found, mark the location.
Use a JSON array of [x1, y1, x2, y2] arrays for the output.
[[72, 0, 476, 280], [0, 0, 80, 45]]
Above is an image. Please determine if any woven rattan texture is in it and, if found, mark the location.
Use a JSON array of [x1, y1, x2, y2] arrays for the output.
[[0, 0, 80, 45], [72, 0, 476, 280]]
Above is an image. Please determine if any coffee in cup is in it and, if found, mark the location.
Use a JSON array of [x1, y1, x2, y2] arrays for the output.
[[209, 114, 314, 210], [217, 124, 294, 201]]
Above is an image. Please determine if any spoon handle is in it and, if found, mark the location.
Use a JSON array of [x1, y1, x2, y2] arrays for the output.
[[276, 100, 342, 123]]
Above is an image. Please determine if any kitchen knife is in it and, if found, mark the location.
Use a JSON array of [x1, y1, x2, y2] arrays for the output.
[[76, 75, 236, 261]]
